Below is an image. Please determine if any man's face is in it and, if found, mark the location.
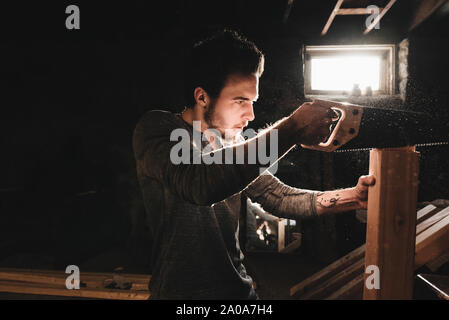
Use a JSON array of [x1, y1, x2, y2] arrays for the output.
[[204, 73, 258, 139]]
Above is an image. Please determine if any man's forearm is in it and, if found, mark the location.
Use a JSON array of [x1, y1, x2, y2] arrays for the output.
[[315, 188, 361, 215]]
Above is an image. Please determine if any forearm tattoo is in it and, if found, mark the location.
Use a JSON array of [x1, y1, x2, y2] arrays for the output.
[[316, 192, 340, 208], [316, 191, 359, 210]]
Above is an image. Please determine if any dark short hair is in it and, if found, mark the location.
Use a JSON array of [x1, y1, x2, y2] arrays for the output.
[[184, 29, 264, 107]]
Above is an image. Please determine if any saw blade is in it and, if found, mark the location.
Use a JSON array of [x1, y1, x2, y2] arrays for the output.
[[335, 105, 449, 152], [334, 141, 449, 153]]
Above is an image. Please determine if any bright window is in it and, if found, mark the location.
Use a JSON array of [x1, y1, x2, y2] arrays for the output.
[[304, 45, 395, 95], [311, 56, 380, 91]]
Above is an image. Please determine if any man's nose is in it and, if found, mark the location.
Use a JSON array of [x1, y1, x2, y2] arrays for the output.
[[244, 104, 255, 122]]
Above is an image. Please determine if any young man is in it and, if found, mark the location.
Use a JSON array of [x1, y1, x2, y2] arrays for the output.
[[133, 30, 375, 299]]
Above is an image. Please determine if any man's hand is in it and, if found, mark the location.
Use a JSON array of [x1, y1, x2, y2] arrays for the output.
[[315, 174, 376, 215], [353, 175, 376, 209], [290, 100, 337, 145]]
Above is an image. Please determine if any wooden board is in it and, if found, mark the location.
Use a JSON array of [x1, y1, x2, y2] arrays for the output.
[[416, 204, 438, 224], [0, 268, 151, 299], [328, 213, 449, 300], [0, 268, 150, 283], [416, 206, 449, 235], [290, 205, 440, 297], [290, 244, 365, 297], [325, 274, 364, 300], [279, 237, 302, 254], [363, 147, 419, 300], [278, 219, 287, 252], [299, 259, 364, 300], [0, 280, 149, 300], [415, 214, 449, 268], [426, 249, 449, 272], [292, 204, 449, 299]]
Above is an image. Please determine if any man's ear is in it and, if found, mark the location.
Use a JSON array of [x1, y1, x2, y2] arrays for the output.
[[193, 87, 209, 108]]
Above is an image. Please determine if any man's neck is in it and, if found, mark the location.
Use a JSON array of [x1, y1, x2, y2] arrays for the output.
[[181, 106, 238, 149], [181, 106, 209, 132]]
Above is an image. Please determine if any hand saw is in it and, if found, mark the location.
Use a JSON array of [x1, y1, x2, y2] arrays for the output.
[[301, 99, 449, 152]]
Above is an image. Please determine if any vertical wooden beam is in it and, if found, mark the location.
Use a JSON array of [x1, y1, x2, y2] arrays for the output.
[[321, 0, 344, 35], [278, 219, 287, 252], [363, 147, 419, 300]]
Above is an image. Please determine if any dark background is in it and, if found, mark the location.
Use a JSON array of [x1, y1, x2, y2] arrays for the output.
[[0, 0, 448, 298]]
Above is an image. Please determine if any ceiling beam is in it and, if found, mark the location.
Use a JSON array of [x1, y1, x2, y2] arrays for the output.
[[363, 0, 397, 35], [337, 8, 384, 15], [321, 0, 344, 35], [283, 0, 295, 24], [408, 0, 448, 31]]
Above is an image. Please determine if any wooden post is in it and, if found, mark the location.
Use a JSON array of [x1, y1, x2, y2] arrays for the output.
[[363, 147, 419, 300], [278, 219, 287, 252]]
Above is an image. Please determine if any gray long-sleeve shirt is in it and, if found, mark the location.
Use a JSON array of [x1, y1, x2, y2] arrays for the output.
[[132, 110, 318, 299]]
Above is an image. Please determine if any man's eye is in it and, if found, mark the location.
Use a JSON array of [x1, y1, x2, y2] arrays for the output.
[[236, 100, 245, 104]]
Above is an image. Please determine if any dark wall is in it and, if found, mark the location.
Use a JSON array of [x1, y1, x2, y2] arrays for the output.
[[405, 14, 449, 201]]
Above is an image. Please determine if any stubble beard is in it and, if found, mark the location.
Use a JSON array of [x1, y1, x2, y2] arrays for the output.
[[204, 101, 238, 145]]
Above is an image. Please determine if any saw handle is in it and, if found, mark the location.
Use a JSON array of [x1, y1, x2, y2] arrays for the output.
[[300, 100, 363, 152]]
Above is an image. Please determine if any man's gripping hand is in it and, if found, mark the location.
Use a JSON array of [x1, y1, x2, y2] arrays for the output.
[[289, 100, 338, 146], [353, 175, 376, 209], [315, 175, 376, 215]]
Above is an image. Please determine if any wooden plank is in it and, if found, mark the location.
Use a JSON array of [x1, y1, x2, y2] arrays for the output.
[[0, 280, 149, 300], [291, 204, 446, 299], [363, 147, 418, 300], [337, 8, 384, 15], [363, 0, 397, 35], [321, 0, 344, 36], [0, 271, 149, 291], [426, 248, 449, 272], [0, 268, 151, 298], [416, 206, 449, 235], [0, 268, 150, 284], [325, 273, 364, 300], [291, 205, 437, 297], [416, 204, 439, 224], [329, 215, 449, 300], [0, 272, 68, 287], [415, 214, 449, 268], [279, 237, 302, 254], [300, 259, 365, 300], [290, 244, 365, 297], [278, 219, 287, 252]]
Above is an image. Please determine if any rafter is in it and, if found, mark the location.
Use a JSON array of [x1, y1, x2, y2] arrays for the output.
[[337, 8, 384, 15], [363, 0, 396, 35], [321, 0, 344, 35], [409, 0, 448, 31], [283, 0, 295, 24]]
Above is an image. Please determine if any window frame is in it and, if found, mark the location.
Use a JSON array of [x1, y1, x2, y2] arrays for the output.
[[303, 45, 396, 96]]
